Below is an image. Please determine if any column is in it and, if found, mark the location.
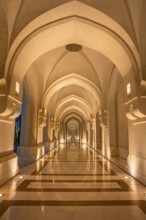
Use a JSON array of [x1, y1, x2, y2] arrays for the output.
[[96, 113, 102, 149], [59, 123, 65, 144], [17, 105, 45, 167], [82, 123, 87, 144], [125, 96, 146, 185], [55, 122, 60, 146], [87, 122, 91, 146], [99, 110, 110, 158], [0, 95, 20, 185]]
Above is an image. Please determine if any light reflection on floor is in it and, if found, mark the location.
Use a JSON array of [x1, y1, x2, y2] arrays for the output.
[[0, 143, 146, 220]]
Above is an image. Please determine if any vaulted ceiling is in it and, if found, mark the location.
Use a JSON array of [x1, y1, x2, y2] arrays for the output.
[[0, 0, 145, 124]]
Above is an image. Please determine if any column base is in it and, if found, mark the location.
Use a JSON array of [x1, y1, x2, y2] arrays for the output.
[[127, 154, 146, 185], [102, 145, 111, 158], [0, 153, 19, 186], [44, 142, 50, 153], [44, 140, 60, 157], [17, 145, 45, 167]]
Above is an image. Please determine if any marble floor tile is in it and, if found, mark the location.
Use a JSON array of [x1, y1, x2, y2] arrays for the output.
[[74, 192, 97, 200], [75, 206, 104, 220], [0, 144, 146, 220]]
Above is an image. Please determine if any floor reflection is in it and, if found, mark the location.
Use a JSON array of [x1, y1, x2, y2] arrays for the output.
[[0, 143, 146, 220]]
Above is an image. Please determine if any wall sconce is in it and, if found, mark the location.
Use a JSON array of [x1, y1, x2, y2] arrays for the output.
[[15, 81, 20, 95], [0, 193, 4, 197], [127, 83, 131, 96]]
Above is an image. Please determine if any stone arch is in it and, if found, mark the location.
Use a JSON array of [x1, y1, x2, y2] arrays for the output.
[[59, 105, 88, 122], [2, 1, 140, 105], [42, 73, 103, 111], [54, 95, 93, 120]]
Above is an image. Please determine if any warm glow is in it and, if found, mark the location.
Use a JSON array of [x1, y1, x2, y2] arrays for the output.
[[82, 139, 86, 144], [0, 193, 4, 197], [15, 81, 20, 95], [127, 83, 131, 96], [41, 206, 44, 212], [82, 144, 87, 150], [123, 176, 130, 179], [18, 175, 24, 179], [44, 108, 47, 116]]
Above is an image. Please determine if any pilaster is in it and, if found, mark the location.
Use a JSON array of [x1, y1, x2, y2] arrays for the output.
[[125, 96, 146, 185]]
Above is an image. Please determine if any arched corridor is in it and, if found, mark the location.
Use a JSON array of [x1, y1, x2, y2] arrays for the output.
[[0, 0, 146, 219]]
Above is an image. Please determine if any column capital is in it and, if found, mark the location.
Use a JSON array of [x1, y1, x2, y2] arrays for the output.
[[86, 122, 90, 128], [0, 95, 21, 120], [99, 109, 107, 128], [38, 109, 47, 128], [124, 96, 146, 122], [91, 118, 96, 130]]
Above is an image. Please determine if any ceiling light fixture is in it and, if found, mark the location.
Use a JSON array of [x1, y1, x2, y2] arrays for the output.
[[66, 43, 82, 52]]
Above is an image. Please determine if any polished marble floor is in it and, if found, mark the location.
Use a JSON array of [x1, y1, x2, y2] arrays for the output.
[[0, 143, 146, 220]]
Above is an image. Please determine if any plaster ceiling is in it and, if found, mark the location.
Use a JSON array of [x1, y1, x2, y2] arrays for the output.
[[0, 0, 145, 124]]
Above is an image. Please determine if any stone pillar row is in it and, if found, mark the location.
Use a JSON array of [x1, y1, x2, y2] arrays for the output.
[[2, 95, 146, 186]]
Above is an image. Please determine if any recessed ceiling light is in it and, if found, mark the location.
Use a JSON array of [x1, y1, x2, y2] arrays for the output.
[[18, 175, 24, 179], [123, 176, 129, 179], [0, 193, 4, 197], [144, 193, 146, 197]]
